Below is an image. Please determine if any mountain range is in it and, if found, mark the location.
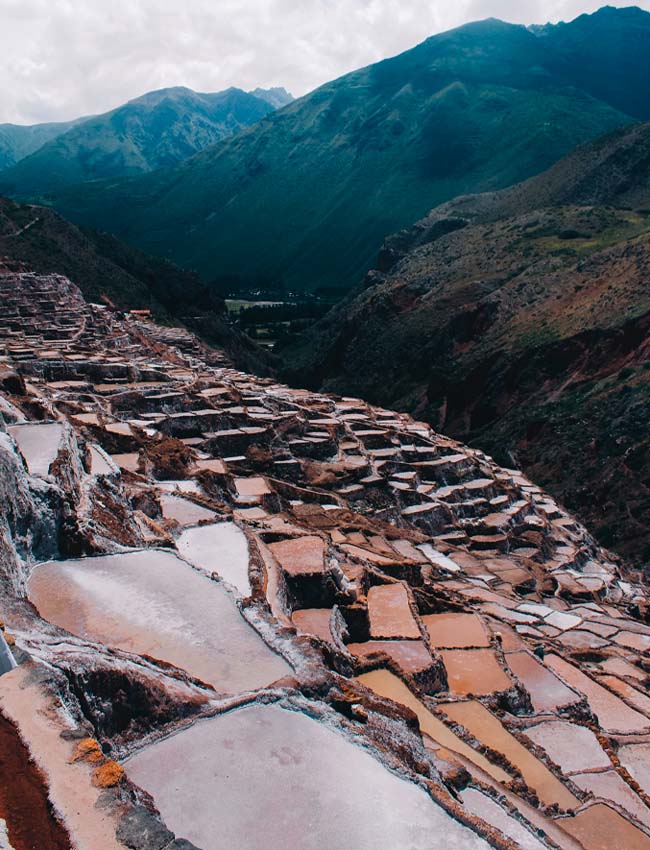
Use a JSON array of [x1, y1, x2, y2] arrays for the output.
[[278, 120, 650, 563], [0, 116, 88, 171], [3, 6, 649, 296], [0, 85, 292, 193]]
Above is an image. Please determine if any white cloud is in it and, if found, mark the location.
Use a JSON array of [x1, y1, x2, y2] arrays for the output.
[[0, 0, 648, 124]]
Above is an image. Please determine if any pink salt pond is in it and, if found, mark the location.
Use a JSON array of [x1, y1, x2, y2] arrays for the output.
[[347, 640, 433, 677], [572, 771, 650, 830], [160, 494, 216, 526], [124, 704, 492, 850], [110, 452, 140, 472], [422, 612, 490, 648], [291, 609, 333, 643], [193, 457, 227, 474], [439, 701, 579, 810], [618, 743, 650, 797], [439, 648, 512, 696], [559, 803, 650, 850], [88, 445, 114, 476], [367, 584, 420, 639], [545, 655, 650, 734], [460, 788, 548, 850], [268, 535, 325, 576], [356, 670, 510, 783], [613, 631, 650, 653], [598, 675, 650, 716], [233, 476, 271, 504], [505, 650, 578, 713], [27, 550, 289, 693], [8, 422, 64, 477]]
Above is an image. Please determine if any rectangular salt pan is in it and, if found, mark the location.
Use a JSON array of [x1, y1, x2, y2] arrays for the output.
[[8, 422, 64, 477], [125, 704, 492, 850], [27, 550, 289, 693]]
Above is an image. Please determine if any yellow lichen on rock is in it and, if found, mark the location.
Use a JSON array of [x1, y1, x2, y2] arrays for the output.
[[92, 760, 125, 788], [71, 737, 103, 764]]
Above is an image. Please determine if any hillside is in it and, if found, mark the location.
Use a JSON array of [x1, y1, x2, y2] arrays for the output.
[[0, 86, 285, 197], [12, 8, 650, 295], [278, 122, 650, 564], [0, 116, 86, 171], [0, 195, 268, 373]]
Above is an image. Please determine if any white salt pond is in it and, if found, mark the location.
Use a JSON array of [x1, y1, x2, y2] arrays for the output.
[[176, 522, 251, 596], [160, 494, 216, 526], [124, 704, 492, 850], [157, 480, 201, 494], [460, 788, 548, 850], [27, 550, 289, 693], [8, 422, 64, 476], [522, 720, 610, 775], [89, 445, 115, 476]]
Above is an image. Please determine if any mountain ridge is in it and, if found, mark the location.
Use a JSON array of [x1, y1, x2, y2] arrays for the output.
[[8, 7, 648, 295], [0, 116, 88, 172], [0, 85, 288, 196]]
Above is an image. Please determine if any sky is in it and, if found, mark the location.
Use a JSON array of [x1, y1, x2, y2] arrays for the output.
[[1, 0, 649, 124]]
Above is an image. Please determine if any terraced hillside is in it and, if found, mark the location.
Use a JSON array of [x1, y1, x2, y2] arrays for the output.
[[1, 268, 650, 848]]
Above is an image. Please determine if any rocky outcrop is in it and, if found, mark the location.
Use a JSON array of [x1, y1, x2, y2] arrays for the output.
[[0, 430, 63, 591]]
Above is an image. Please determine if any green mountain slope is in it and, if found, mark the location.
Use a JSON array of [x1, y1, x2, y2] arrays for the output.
[[0, 86, 284, 196], [14, 9, 650, 295], [0, 117, 87, 171], [534, 5, 650, 121], [278, 122, 650, 564]]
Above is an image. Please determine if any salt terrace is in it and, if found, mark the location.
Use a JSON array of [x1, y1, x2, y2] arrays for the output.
[[1, 267, 650, 849]]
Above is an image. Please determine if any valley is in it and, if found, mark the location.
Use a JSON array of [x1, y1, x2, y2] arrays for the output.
[[4, 10, 649, 293]]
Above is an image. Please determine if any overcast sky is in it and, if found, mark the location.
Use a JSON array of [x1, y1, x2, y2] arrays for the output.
[[1, 0, 649, 124]]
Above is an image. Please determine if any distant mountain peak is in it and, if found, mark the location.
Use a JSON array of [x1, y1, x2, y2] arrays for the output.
[[593, 4, 650, 17], [0, 84, 284, 190], [249, 87, 294, 108]]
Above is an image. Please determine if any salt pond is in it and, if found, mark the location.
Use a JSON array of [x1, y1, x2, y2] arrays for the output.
[[176, 522, 251, 596], [460, 788, 548, 850], [618, 742, 650, 797], [8, 422, 63, 476], [440, 700, 579, 810], [356, 669, 509, 783], [89, 445, 114, 476], [522, 720, 610, 775], [28, 550, 289, 692], [160, 494, 215, 526], [125, 703, 492, 850]]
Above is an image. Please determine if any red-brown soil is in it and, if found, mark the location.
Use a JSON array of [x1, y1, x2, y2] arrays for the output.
[[0, 714, 72, 850]]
